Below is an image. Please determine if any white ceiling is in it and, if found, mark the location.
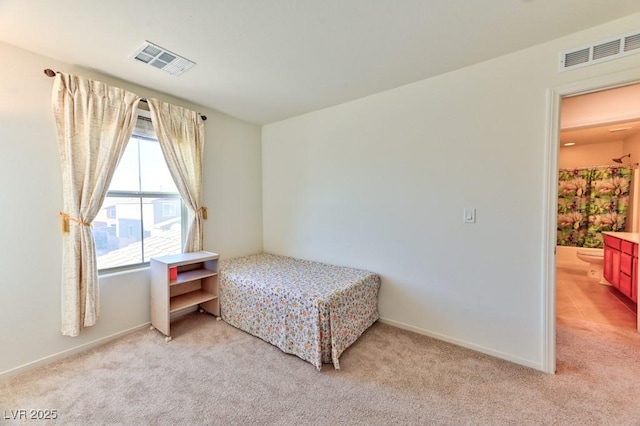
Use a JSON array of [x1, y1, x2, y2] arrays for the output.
[[2, 0, 640, 124]]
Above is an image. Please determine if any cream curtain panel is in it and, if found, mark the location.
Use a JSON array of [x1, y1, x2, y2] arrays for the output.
[[53, 73, 141, 336], [148, 99, 206, 252]]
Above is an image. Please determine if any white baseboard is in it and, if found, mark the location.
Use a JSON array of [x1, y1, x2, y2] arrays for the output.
[[378, 317, 544, 372], [0, 308, 205, 380], [2, 315, 545, 378], [0, 323, 150, 380]]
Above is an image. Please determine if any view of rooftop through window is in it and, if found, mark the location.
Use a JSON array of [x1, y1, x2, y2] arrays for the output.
[[94, 118, 183, 271]]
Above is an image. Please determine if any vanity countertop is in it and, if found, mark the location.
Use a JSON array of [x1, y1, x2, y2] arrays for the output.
[[602, 232, 640, 244]]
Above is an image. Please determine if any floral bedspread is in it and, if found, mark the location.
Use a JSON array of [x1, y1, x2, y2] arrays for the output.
[[219, 253, 380, 370]]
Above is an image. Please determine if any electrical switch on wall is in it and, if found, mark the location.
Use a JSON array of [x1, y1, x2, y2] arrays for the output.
[[464, 208, 476, 224]]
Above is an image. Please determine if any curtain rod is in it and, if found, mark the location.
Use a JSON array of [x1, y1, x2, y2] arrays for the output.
[[43, 68, 207, 121], [559, 164, 639, 171]]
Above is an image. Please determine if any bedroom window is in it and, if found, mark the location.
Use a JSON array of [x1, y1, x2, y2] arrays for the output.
[[94, 112, 185, 272]]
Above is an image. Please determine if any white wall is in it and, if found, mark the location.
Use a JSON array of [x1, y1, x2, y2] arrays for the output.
[[0, 41, 263, 376], [262, 13, 640, 370], [558, 141, 623, 169], [561, 83, 640, 129], [624, 130, 640, 164], [556, 246, 589, 271]]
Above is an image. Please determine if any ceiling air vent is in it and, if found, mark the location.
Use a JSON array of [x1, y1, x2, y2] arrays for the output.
[[130, 41, 195, 76], [560, 29, 640, 72]]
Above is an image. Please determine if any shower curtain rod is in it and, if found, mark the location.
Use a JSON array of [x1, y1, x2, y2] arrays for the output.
[[43, 68, 207, 121], [560, 163, 639, 171]]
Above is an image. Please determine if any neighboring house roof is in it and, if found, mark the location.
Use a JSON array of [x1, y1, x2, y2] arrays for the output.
[[97, 227, 181, 270]]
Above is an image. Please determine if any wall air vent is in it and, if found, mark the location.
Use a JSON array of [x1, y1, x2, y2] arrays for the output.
[[592, 39, 620, 60], [560, 30, 640, 72], [130, 41, 195, 76], [625, 33, 640, 52], [564, 48, 590, 68]]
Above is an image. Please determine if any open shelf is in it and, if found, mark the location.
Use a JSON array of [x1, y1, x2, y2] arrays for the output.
[[170, 290, 218, 313], [170, 269, 218, 286]]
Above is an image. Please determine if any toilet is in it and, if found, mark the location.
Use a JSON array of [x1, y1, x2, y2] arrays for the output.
[[575, 248, 608, 285]]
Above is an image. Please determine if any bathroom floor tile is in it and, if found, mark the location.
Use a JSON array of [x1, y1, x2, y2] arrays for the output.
[[556, 267, 637, 329]]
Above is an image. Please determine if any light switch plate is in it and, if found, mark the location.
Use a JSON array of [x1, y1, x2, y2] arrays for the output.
[[464, 208, 476, 224]]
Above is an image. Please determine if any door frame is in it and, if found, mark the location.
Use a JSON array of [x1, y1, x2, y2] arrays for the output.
[[543, 68, 640, 374]]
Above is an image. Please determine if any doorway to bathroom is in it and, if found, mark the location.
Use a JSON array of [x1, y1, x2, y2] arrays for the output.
[[554, 82, 640, 339]]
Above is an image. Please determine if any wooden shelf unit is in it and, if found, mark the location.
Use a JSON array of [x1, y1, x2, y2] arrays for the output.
[[150, 251, 220, 341]]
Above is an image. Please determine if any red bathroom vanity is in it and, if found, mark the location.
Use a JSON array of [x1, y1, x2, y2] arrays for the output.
[[603, 232, 638, 304]]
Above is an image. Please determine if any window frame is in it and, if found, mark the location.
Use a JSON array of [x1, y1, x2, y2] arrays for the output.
[[97, 112, 187, 275]]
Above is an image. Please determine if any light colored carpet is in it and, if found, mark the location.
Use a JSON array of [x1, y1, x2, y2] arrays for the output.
[[1, 314, 639, 425]]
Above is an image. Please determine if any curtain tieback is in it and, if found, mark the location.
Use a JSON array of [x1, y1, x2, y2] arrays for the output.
[[194, 206, 208, 220], [59, 212, 91, 233]]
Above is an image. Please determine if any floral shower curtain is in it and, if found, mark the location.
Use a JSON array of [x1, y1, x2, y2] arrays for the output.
[[557, 166, 631, 248]]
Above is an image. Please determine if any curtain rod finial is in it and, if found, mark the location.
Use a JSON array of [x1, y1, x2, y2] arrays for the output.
[[44, 69, 56, 77]]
